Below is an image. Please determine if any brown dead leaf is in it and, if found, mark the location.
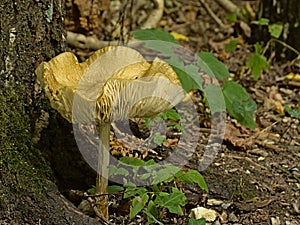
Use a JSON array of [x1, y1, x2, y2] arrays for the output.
[[224, 121, 253, 150], [274, 101, 285, 115], [163, 138, 179, 147]]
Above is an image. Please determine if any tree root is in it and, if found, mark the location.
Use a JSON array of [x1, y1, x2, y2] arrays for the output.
[[66, 31, 119, 50], [213, 0, 246, 20], [141, 0, 164, 29]]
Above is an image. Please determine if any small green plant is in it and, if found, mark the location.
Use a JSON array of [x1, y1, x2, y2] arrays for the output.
[[245, 18, 283, 79], [108, 157, 208, 224], [106, 28, 259, 224], [285, 105, 300, 120], [133, 28, 257, 129], [251, 18, 283, 39], [225, 39, 238, 52], [142, 108, 184, 146], [245, 17, 300, 80], [246, 42, 269, 80]]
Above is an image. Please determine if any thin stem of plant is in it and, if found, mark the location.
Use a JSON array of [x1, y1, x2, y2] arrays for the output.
[[272, 38, 300, 55], [95, 122, 111, 220], [262, 38, 300, 58]]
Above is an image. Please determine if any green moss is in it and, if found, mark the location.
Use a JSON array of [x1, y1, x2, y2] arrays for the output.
[[0, 81, 53, 200]]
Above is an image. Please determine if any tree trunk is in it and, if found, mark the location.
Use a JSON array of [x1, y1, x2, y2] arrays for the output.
[[256, 0, 300, 59], [0, 0, 102, 224]]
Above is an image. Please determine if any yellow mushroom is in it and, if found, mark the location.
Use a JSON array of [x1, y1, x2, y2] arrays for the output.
[[35, 46, 187, 220]]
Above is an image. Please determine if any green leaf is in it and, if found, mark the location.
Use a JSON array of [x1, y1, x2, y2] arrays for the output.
[[188, 218, 206, 225], [124, 186, 147, 199], [132, 29, 178, 56], [124, 181, 136, 188], [241, 8, 249, 20], [175, 169, 209, 192], [152, 164, 179, 185], [87, 188, 95, 195], [166, 56, 204, 92], [203, 84, 226, 114], [172, 66, 203, 92], [120, 156, 145, 167], [144, 206, 164, 225], [223, 80, 249, 101], [198, 52, 230, 80], [158, 108, 180, 120], [285, 105, 300, 119], [145, 159, 156, 166], [175, 170, 194, 185], [143, 117, 152, 127], [154, 188, 186, 215], [147, 200, 157, 218], [246, 52, 269, 79], [109, 165, 129, 177], [226, 13, 237, 23], [108, 185, 124, 194], [269, 23, 283, 38], [186, 170, 208, 192], [251, 18, 269, 26], [130, 193, 149, 219], [222, 81, 257, 129], [253, 42, 263, 54], [153, 132, 167, 146], [144, 160, 161, 173], [133, 29, 178, 43], [144, 200, 162, 224], [166, 121, 183, 131], [225, 39, 238, 52], [139, 172, 151, 180]]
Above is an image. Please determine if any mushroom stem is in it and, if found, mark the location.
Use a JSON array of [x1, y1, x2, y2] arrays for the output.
[[95, 121, 110, 220]]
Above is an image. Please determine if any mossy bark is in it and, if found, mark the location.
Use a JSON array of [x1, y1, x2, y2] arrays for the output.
[[0, 0, 101, 224]]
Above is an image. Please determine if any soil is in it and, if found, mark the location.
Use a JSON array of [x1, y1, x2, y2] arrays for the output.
[[53, 0, 299, 224]]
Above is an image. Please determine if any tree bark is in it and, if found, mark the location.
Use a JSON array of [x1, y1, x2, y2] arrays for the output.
[[0, 0, 102, 224], [256, 0, 300, 59]]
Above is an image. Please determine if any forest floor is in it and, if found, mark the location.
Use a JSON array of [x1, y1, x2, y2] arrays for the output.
[[61, 0, 300, 224]]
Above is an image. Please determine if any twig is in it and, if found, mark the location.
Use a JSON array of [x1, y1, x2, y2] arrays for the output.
[[87, 197, 109, 225], [272, 164, 300, 183], [262, 38, 300, 57], [254, 140, 282, 153], [213, 0, 246, 21], [272, 38, 300, 55], [227, 154, 268, 171], [59, 194, 84, 216], [198, 0, 225, 28]]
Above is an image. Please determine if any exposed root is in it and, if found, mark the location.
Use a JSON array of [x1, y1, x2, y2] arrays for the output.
[[66, 31, 119, 50], [141, 0, 164, 29], [213, 0, 246, 20]]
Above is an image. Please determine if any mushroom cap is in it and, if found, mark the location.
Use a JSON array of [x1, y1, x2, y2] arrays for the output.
[[36, 46, 186, 124]]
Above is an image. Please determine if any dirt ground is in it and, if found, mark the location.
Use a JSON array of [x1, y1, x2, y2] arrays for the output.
[[60, 0, 300, 224]]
